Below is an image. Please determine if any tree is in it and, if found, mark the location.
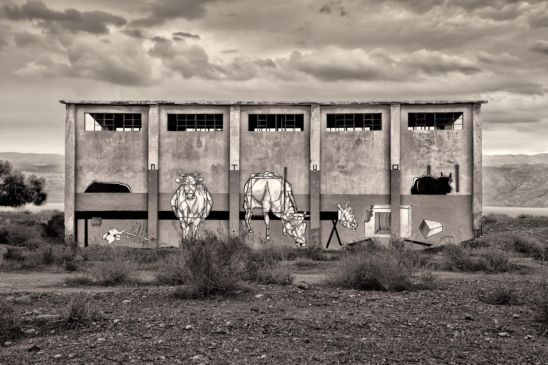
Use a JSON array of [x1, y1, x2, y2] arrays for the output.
[[0, 160, 47, 207]]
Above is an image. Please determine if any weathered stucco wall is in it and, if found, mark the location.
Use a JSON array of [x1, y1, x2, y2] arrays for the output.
[[400, 104, 472, 195], [320, 106, 390, 195], [158, 106, 230, 195], [75, 105, 149, 193]]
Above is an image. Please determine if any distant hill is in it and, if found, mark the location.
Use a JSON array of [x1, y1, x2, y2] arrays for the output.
[[0, 152, 546, 207], [0, 152, 64, 203], [484, 153, 548, 167]]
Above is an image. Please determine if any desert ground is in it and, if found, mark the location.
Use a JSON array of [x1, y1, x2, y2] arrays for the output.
[[1, 212, 547, 365]]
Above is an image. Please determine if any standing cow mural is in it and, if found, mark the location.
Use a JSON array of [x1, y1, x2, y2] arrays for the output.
[[171, 173, 213, 242], [243, 171, 307, 247]]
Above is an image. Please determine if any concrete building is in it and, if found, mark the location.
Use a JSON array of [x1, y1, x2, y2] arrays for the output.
[[61, 100, 485, 248]]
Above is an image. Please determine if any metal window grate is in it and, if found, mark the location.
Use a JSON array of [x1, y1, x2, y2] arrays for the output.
[[248, 114, 304, 131], [167, 114, 224, 131], [408, 112, 463, 130], [85, 113, 142, 131], [326, 113, 382, 131]]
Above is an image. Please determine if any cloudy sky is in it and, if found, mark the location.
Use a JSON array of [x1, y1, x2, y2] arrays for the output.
[[0, 0, 547, 155]]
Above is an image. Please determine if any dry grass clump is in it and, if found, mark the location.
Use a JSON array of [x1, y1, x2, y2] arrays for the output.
[[252, 260, 294, 285], [0, 300, 23, 341], [64, 297, 102, 328], [465, 231, 546, 260], [66, 257, 138, 286], [532, 282, 548, 334], [440, 245, 513, 273], [479, 286, 523, 305], [329, 245, 415, 291], [1, 245, 76, 271], [169, 235, 251, 298]]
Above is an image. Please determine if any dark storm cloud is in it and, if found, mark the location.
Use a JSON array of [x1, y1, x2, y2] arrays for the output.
[[530, 40, 548, 55], [13, 31, 40, 47], [131, 0, 218, 27], [121, 28, 146, 39], [1, 0, 126, 34], [172, 32, 201, 40]]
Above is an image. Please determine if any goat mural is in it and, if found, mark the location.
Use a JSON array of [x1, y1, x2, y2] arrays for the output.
[[411, 172, 453, 195], [337, 202, 358, 231], [171, 173, 213, 241], [243, 171, 307, 247], [326, 202, 359, 248]]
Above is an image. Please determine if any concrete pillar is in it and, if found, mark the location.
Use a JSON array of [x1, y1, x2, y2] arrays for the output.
[[472, 103, 482, 236], [147, 104, 160, 247], [390, 103, 401, 239], [64, 104, 76, 246], [229, 105, 241, 236], [309, 104, 321, 247]]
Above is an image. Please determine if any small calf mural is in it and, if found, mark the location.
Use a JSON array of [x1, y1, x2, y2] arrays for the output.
[[243, 171, 307, 247], [171, 173, 213, 242], [411, 173, 452, 195], [102, 228, 124, 244]]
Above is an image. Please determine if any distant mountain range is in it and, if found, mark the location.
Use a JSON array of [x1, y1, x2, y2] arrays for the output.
[[0, 152, 547, 207]]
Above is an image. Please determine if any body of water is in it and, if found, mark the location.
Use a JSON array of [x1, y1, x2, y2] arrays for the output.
[[483, 206, 548, 217]]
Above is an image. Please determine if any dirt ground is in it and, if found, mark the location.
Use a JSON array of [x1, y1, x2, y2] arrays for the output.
[[1, 260, 547, 365]]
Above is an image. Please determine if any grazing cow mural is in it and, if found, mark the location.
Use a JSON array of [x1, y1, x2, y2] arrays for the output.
[[411, 172, 453, 195], [171, 173, 213, 241], [243, 171, 307, 247]]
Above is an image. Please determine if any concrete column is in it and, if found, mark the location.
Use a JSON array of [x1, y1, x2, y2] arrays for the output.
[[229, 105, 241, 236], [472, 103, 482, 236], [147, 104, 160, 247], [390, 103, 401, 239], [309, 104, 321, 247], [64, 104, 76, 246]]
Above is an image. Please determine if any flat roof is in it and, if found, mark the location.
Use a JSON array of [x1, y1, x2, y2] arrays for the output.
[[60, 100, 487, 106]]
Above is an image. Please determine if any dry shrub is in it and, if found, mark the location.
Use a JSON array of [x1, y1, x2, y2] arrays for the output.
[[169, 235, 250, 297], [532, 282, 548, 333], [466, 232, 546, 260], [330, 246, 414, 291], [253, 261, 294, 285], [64, 297, 102, 328], [155, 251, 187, 285], [0, 300, 23, 341], [479, 286, 522, 305], [65, 254, 138, 286], [440, 245, 513, 273], [2, 245, 75, 271]]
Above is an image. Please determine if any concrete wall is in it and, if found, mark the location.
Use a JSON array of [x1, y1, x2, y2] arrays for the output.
[[75, 105, 149, 194], [66, 102, 482, 248], [239, 106, 311, 245]]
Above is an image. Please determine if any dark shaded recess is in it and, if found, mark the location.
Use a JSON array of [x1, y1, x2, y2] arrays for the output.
[[326, 113, 382, 131], [408, 112, 463, 130], [411, 174, 452, 195], [167, 113, 224, 131], [84, 181, 131, 193]]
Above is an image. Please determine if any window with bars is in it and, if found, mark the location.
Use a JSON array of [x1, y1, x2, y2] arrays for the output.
[[84, 113, 142, 131], [326, 113, 382, 131], [167, 114, 224, 131], [248, 114, 304, 131], [408, 112, 463, 130]]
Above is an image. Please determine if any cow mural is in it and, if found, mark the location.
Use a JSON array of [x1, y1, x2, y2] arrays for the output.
[[171, 173, 213, 241], [411, 172, 453, 195], [337, 202, 358, 231], [243, 171, 307, 247]]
